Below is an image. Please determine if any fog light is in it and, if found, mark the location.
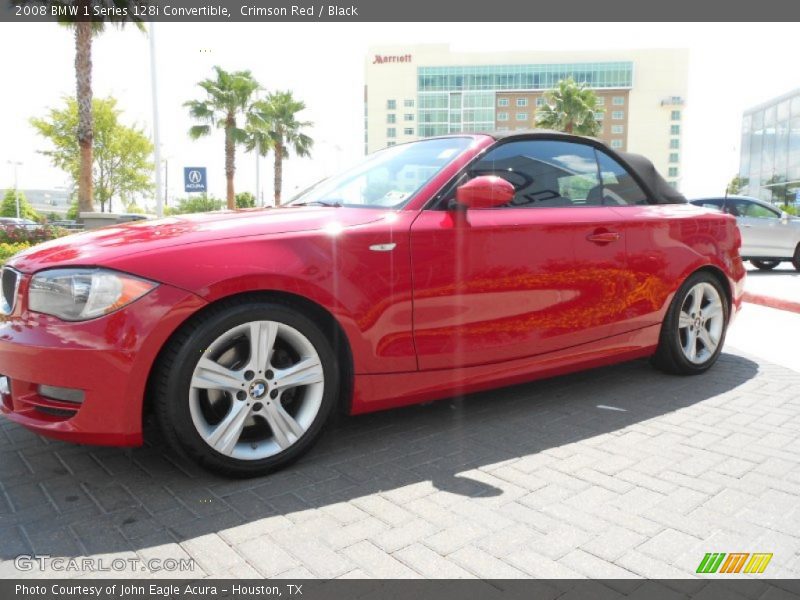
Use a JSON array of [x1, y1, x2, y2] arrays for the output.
[[38, 384, 85, 404], [0, 376, 9, 396]]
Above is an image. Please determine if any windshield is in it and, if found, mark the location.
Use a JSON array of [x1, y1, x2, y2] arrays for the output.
[[288, 137, 474, 208]]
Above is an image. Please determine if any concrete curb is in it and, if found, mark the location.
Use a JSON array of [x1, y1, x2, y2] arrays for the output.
[[743, 291, 800, 314]]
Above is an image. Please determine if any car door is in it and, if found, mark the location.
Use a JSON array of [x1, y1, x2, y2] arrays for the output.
[[409, 139, 631, 371], [591, 149, 686, 333], [737, 200, 792, 257]]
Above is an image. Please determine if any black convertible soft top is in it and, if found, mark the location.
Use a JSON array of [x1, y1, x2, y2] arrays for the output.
[[486, 129, 688, 205]]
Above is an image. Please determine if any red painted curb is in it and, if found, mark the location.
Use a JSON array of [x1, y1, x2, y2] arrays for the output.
[[743, 292, 800, 314]]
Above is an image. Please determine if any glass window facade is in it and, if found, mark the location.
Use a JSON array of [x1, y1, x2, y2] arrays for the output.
[[418, 62, 633, 92], [612, 111, 624, 120], [740, 89, 800, 202], [387, 99, 396, 110]]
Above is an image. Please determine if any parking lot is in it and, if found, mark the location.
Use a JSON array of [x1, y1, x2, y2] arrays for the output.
[[1, 295, 799, 580]]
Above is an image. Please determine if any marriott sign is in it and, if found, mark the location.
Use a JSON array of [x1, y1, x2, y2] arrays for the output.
[[373, 54, 412, 64]]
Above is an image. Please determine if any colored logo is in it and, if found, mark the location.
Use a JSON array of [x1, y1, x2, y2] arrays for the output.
[[696, 552, 773, 574], [372, 54, 412, 64]]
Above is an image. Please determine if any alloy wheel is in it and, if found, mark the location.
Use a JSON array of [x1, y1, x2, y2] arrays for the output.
[[188, 320, 324, 460], [677, 282, 725, 365]]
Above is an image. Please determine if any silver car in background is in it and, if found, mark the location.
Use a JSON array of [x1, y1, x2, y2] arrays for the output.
[[690, 196, 800, 271]]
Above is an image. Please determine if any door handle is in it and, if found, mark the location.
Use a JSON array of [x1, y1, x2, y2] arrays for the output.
[[586, 231, 621, 244]]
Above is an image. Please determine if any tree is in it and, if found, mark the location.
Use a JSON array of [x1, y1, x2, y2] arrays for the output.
[[535, 78, 602, 136], [726, 175, 748, 196], [31, 97, 154, 213], [235, 191, 256, 208], [185, 66, 261, 210], [1, 189, 39, 221], [247, 91, 313, 206], [56, 2, 144, 214]]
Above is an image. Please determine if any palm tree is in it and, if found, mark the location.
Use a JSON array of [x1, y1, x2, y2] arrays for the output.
[[185, 67, 261, 209], [248, 91, 313, 206], [536, 78, 602, 137], [58, 2, 144, 214]]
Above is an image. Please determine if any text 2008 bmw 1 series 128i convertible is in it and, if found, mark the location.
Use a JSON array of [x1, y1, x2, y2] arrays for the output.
[[0, 131, 745, 476]]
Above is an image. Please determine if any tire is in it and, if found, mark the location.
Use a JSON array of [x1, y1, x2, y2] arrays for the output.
[[750, 259, 780, 271], [651, 271, 730, 375], [793, 244, 800, 272], [153, 298, 340, 477]]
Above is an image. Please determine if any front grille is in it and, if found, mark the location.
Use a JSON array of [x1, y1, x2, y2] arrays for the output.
[[1, 267, 20, 315]]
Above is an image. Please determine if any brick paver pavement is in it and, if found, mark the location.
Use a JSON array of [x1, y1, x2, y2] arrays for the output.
[[1, 350, 799, 579]]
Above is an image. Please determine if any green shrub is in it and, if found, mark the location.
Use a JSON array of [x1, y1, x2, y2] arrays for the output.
[[235, 192, 256, 208], [780, 204, 798, 216], [0, 242, 30, 264], [166, 196, 225, 215], [0, 225, 70, 245]]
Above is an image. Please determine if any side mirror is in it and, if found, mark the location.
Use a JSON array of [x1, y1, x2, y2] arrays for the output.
[[455, 175, 515, 209], [781, 210, 790, 222]]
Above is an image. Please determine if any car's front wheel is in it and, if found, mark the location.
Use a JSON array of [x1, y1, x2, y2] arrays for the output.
[[652, 271, 729, 375], [153, 298, 340, 477], [751, 259, 780, 271], [792, 244, 800, 272]]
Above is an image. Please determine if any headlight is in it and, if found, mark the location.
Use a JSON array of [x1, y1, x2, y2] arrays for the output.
[[28, 268, 157, 321]]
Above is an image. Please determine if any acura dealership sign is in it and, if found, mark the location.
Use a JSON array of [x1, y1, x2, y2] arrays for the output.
[[183, 167, 207, 193]]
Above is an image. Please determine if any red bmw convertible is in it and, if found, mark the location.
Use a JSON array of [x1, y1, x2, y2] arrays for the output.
[[0, 132, 745, 476]]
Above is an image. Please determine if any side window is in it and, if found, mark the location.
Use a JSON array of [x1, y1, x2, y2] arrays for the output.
[[596, 151, 650, 205], [697, 201, 722, 210], [467, 140, 600, 208], [744, 202, 780, 219], [722, 200, 746, 217]]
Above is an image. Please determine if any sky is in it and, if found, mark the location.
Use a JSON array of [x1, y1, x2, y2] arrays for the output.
[[1, 22, 798, 208]]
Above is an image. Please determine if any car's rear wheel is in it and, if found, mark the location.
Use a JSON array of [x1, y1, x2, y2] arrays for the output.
[[153, 299, 339, 477], [792, 244, 800, 272], [751, 259, 780, 271], [652, 271, 729, 375]]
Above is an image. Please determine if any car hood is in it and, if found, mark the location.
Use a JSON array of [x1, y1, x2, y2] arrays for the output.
[[8, 206, 387, 274]]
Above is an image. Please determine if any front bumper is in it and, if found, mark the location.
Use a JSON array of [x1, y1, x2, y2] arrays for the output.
[[0, 275, 206, 446]]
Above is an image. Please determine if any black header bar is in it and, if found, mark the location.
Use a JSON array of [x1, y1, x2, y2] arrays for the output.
[[4, 0, 800, 22]]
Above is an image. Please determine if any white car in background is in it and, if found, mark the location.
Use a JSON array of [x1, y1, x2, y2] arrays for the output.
[[690, 196, 800, 271]]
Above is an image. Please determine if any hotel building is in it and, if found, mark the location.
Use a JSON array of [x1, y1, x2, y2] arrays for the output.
[[365, 44, 689, 187]]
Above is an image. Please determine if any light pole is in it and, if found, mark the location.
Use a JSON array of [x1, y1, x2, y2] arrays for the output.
[[149, 23, 163, 218], [6, 160, 22, 219]]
